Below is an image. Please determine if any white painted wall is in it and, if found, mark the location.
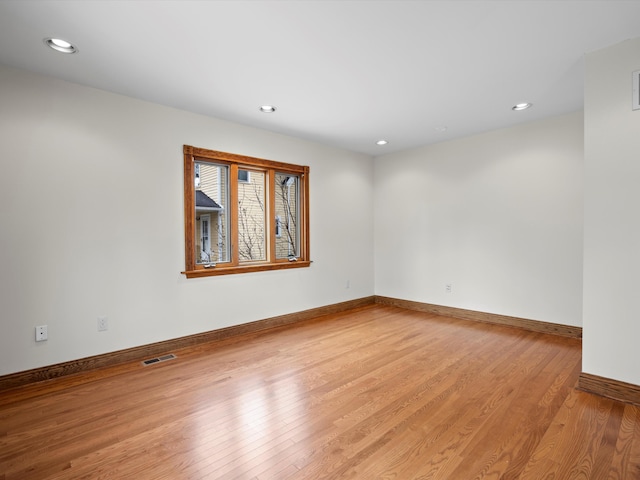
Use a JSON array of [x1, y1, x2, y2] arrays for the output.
[[374, 112, 584, 326], [583, 37, 640, 386], [0, 65, 374, 376]]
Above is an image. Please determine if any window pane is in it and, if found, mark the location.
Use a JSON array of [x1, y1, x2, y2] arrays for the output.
[[275, 173, 300, 259], [237, 170, 266, 262], [238, 169, 250, 183], [195, 162, 229, 264]]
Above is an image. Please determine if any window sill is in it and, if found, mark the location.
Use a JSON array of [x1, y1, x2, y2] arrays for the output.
[[182, 260, 312, 278]]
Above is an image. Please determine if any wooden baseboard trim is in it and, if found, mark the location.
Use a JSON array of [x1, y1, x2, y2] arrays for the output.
[[577, 372, 640, 406], [374, 295, 582, 339], [0, 296, 376, 392]]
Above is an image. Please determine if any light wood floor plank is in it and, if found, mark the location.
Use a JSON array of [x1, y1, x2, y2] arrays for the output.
[[2, 305, 639, 479]]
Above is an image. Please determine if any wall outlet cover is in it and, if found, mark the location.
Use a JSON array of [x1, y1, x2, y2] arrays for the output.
[[97, 316, 108, 332], [35, 325, 48, 342]]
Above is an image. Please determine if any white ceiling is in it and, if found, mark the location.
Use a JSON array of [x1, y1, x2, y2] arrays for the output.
[[1, 0, 640, 156]]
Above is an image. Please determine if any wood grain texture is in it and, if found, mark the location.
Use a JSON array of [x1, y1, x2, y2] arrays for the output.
[[375, 295, 583, 338], [182, 145, 311, 278], [2, 304, 637, 479], [188, 145, 308, 173], [0, 296, 375, 392], [578, 372, 640, 406], [182, 260, 312, 278], [183, 145, 196, 272]]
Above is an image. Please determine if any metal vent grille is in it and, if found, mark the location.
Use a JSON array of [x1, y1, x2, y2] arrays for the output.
[[142, 353, 177, 366]]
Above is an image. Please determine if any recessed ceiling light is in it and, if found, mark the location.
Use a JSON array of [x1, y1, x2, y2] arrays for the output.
[[44, 37, 78, 54], [376, 139, 388, 146], [512, 102, 532, 111], [259, 105, 276, 113]]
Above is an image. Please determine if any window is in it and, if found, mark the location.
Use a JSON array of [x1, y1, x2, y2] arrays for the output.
[[238, 169, 251, 183], [183, 145, 310, 277], [200, 214, 211, 262], [194, 163, 201, 187]]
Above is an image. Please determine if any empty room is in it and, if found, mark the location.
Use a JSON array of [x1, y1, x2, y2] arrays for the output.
[[1, 1, 640, 479]]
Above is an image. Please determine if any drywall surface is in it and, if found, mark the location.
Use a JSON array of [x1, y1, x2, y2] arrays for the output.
[[583, 37, 640, 386], [0, 65, 374, 375], [374, 111, 584, 326]]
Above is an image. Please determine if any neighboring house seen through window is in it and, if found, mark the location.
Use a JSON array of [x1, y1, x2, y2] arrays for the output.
[[183, 145, 310, 278]]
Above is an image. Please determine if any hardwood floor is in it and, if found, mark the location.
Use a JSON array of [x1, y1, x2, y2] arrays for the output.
[[1, 305, 639, 479]]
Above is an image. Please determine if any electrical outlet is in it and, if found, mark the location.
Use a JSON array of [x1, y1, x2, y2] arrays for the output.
[[346, 279, 350, 289], [35, 325, 48, 342], [97, 316, 108, 332], [445, 283, 453, 294]]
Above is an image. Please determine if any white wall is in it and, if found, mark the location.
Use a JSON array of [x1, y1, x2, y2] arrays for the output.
[[374, 112, 584, 326], [583, 38, 640, 386], [0, 65, 374, 376]]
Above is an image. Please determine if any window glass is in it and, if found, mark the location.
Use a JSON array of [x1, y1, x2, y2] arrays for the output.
[[274, 173, 299, 260], [237, 169, 266, 262], [195, 162, 229, 264]]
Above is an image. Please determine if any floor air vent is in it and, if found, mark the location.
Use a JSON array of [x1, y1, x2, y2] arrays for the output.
[[142, 353, 177, 366]]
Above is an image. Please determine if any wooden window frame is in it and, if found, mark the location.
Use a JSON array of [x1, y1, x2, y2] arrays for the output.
[[183, 145, 311, 278]]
